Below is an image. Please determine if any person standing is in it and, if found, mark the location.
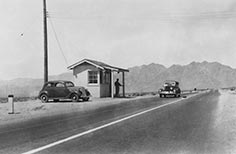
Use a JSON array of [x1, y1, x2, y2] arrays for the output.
[[115, 79, 122, 97]]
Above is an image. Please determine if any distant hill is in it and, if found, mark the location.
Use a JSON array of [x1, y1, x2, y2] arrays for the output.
[[0, 73, 74, 97], [0, 61, 236, 97]]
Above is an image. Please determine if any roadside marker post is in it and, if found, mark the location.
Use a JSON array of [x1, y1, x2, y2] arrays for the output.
[[8, 94, 14, 114]]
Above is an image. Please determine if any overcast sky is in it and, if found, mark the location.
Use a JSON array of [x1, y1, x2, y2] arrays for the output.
[[1, 0, 236, 80]]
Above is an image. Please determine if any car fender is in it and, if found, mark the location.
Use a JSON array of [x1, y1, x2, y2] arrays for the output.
[[38, 91, 48, 99], [69, 91, 82, 98], [39, 91, 49, 97]]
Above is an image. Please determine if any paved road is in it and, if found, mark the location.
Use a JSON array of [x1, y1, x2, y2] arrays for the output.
[[0, 94, 184, 154], [1, 90, 236, 154]]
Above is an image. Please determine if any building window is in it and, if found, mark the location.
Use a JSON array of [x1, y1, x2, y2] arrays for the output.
[[88, 71, 98, 84]]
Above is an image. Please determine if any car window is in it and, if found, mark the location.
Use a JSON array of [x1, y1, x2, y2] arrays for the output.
[[45, 83, 53, 88], [55, 83, 65, 88], [164, 83, 171, 87], [164, 82, 177, 87], [65, 82, 74, 87]]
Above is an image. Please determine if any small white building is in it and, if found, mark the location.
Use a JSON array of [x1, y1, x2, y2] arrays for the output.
[[67, 59, 129, 98]]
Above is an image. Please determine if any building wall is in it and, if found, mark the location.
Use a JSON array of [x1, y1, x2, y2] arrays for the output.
[[72, 63, 101, 97], [73, 63, 99, 75], [73, 70, 88, 87], [87, 84, 100, 98]]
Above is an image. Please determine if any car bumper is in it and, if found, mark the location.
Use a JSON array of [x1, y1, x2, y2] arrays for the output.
[[159, 91, 176, 94]]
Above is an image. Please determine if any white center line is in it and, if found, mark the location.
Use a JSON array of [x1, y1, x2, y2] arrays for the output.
[[22, 93, 201, 154]]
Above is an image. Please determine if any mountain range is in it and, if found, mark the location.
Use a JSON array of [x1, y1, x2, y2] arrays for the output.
[[125, 61, 236, 93], [0, 61, 236, 97]]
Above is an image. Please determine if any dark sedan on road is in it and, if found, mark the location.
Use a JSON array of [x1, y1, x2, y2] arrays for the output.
[[38, 80, 90, 102], [159, 80, 181, 98]]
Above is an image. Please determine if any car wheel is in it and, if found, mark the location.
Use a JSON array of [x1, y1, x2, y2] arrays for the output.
[[40, 94, 49, 103], [163, 94, 166, 98], [71, 93, 79, 102], [159, 94, 162, 98]]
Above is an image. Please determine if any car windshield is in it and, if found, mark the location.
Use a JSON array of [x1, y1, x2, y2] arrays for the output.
[[164, 86, 174, 90], [65, 82, 74, 87], [164, 81, 178, 87]]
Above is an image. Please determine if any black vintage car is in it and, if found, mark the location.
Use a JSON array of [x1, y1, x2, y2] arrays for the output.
[[38, 80, 90, 102], [159, 80, 181, 98]]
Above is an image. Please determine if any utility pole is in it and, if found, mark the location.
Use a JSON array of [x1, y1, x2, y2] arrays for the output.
[[43, 0, 48, 83]]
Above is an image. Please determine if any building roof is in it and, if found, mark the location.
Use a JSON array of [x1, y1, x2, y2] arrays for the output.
[[67, 59, 129, 72]]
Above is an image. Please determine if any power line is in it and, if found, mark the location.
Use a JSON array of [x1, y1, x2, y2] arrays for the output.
[[48, 10, 236, 22], [48, 16, 69, 66]]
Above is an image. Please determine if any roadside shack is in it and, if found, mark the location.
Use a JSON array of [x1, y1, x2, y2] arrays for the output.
[[67, 59, 129, 98]]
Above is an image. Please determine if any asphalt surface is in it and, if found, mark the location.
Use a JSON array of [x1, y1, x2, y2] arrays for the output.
[[1, 90, 236, 154]]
